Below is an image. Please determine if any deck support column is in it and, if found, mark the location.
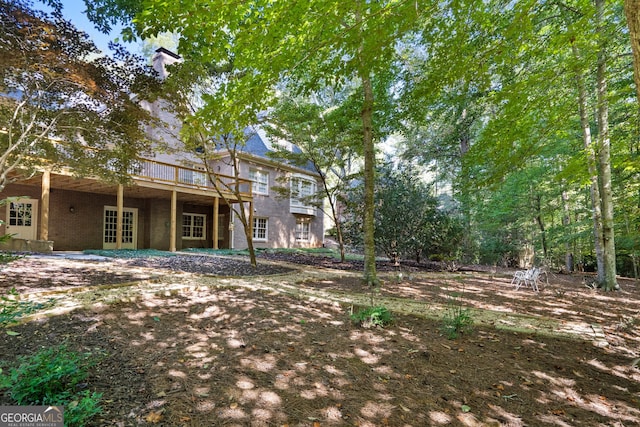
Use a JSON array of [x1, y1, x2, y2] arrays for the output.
[[39, 171, 50, 241], [116, 184, 123, 250], [170, 190, 177, 252], [248, 201, 254, 240], [213, 198, 219, 249]]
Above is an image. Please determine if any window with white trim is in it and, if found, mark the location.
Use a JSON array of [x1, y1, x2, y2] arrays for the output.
[[295, 218, 311, 242], [182, 213, 206, 240], [249, 168, 269, 195], [290, 176, 316, 208], [253, 217, 268, 241]]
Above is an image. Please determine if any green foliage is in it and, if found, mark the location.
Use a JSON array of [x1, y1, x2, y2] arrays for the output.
[[0, 288, 55, 326], [183, 248, 250, 257], [350, 306, 393, 328], [84, 249, 178, 258], [441, 294, 474, 339], [0, 345, 103, 426], [0, 1, 161, 191], [0, 250, 22, 265], [343, 162, 464, 262]]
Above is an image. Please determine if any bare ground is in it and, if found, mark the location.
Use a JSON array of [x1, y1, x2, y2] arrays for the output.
[[0, 252, 638, 426]]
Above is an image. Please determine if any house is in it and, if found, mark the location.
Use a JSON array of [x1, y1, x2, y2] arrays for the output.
[[0, 48, 323, 252], [213, 128, 325, 250]]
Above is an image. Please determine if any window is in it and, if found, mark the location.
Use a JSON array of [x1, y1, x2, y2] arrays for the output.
[[295, 218, 311, 242], [183, 213, 206, 240], [290, 176, 317, 215], [249, 168, 269, 195], [253, 217, 268, 241]]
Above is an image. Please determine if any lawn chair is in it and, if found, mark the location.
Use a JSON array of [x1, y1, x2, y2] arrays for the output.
[[511, 267, 541, 292]]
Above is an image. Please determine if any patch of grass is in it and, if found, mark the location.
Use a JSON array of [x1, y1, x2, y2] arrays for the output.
[[0, 287, 56, 326], [441, 293, 474, 339], [0, 345, 103, 426], [84, 249, 177, 258], [351, 306, 393, 328]]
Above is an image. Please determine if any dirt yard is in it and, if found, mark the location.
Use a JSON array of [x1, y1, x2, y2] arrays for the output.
[[0, 252, 638, 426]]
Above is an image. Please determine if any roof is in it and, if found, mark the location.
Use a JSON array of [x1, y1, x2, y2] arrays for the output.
[[233, 128, 317, 175]]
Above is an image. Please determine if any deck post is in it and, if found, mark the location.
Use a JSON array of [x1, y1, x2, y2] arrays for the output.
[[116, 184, 123, 250], [170, 190, 177, 252], [39, 170, 50, 241], [213, 197, 219, 249]]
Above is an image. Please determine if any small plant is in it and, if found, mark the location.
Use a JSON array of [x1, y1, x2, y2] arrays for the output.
[[0, 345, 103, 426], [441, 293, 474, 339], [351, 306, 393, 328], [0, 287, 56, 325]]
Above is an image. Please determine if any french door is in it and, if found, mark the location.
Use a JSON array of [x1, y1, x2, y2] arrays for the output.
[[5, 198, 38, 240], [103, 206, 138, 249]]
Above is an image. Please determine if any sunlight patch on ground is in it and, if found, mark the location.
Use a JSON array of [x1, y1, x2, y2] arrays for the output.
[[429, 410, 453, 424], [487, 404, 524, 426]]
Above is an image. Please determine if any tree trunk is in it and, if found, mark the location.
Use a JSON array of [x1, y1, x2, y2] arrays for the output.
[[360, 71, 379, 287], [596, 0, 618, 290], [534, 193, 548, 260], [625, 0, 640, 104], [571, 42, 606, 284], [561, 189, 574, 273], [356, 5, 378, 287]]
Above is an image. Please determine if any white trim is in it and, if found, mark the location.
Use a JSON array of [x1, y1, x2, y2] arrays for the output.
[[249, 168, 269, 195], [182, 212, 207, 240], [253, 217, 268, 242], [5, 198, 38, 240], [295, 218, 311, 242]]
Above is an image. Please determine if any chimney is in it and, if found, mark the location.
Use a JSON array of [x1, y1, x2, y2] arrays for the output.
[[152, 47, 181, 79]]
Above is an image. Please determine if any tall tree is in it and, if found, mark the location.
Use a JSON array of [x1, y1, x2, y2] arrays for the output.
[[625, 0, 640, 103], [0, 0, 159, 191]]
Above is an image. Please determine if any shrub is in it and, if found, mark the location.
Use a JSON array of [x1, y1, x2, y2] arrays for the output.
[[351, 306, 393, 328], [441, 294, 474, 339], [0, 345, 102, 426]]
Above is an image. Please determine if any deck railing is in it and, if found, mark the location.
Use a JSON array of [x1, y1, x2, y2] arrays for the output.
[[134, 158, 252, 197]]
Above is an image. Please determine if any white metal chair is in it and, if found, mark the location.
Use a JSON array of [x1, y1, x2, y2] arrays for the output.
[[512, 267, 541, 292]]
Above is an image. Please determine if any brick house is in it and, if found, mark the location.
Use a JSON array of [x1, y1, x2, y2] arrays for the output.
[[0, 48, 324, 252], [214, 129, 324, 250]]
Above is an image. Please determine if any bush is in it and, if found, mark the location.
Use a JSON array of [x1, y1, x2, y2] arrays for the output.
[[0, 345, 102, 426], [351, 306, 393, 328]]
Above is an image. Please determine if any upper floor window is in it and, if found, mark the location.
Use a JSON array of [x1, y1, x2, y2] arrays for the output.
[[290, 176, 316, 209], [253, 217, 268, 241], [183, 213, 206, 240], [249, 168, 269, 195]]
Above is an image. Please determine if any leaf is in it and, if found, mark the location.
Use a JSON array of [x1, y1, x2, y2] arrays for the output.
[[153, 316, 160, 322], [461, 405, 471, 413], [6, 330, 20, 336], [146, 411, 163, 423]]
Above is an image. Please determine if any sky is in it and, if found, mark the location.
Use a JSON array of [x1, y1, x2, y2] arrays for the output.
[[38, 0, 137, 55]]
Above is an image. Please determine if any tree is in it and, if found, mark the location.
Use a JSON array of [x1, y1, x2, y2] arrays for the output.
[[625, 0, 640, 103], [157, 60, 260, 267], [0, 0, 159, 192], [265, 96, 362, 263], [343, 162, 462, 264]]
